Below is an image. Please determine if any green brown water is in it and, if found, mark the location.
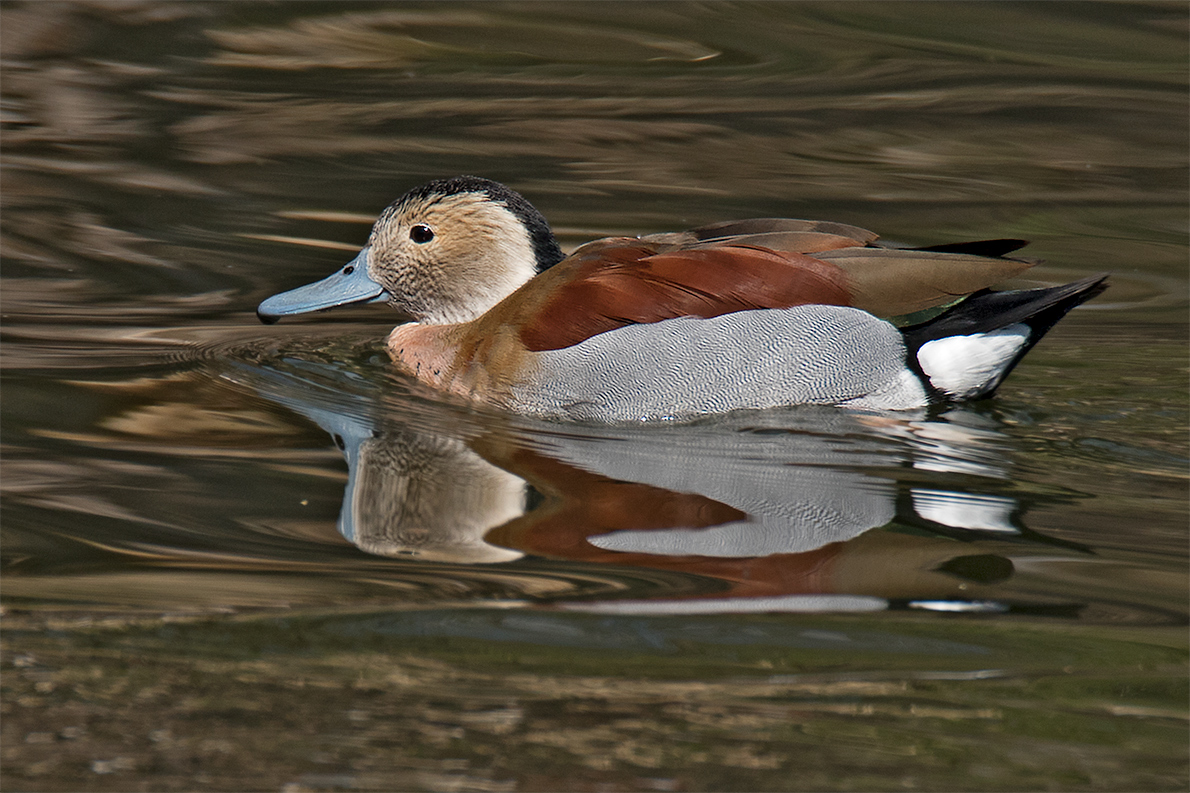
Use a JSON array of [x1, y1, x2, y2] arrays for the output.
[[2, 2, 1187, 791]]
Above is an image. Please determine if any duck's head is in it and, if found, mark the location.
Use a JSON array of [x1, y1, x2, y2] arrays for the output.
[[257, 176, 565, 325]]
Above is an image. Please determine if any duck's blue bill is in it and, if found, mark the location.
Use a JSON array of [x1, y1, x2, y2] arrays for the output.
[[256, 250, 389, 324]]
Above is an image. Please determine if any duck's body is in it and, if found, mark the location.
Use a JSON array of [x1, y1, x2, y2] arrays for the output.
[[258, 176, 1107, 421]]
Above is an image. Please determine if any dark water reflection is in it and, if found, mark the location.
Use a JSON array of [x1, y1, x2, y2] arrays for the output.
[[2, 2, 1187, 790], [229, 358, 1105, 614]]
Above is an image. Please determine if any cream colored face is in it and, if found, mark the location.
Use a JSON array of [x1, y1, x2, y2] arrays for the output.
[[365, 191, 540, 325]]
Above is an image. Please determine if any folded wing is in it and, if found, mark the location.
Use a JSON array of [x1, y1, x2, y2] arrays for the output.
[[502, 221, 1037, 353]]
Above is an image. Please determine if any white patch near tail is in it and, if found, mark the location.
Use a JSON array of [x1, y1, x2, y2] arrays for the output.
[[911, 489, 1019, 532], [916, 324, 1030, 399]]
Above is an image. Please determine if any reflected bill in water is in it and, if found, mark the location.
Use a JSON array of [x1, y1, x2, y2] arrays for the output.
[[231, 357, 1094, 617]]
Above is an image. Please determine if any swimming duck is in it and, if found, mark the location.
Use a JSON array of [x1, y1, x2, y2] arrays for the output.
[[257, 176, 1107, 422]]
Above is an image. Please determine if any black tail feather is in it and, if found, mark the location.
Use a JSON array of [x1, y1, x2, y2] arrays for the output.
[[902, 273, 1109, 401], [910, 239, 1032, 258], [903, 273, 1109, 346]]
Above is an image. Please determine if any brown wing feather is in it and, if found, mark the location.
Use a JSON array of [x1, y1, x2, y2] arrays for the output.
[[518, 242, 851, 352], [690, 230, 868, 254], [815, 248, 1036, 317], [690, 217, 880, 244]]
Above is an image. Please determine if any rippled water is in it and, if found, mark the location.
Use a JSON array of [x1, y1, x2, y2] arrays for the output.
[[2, 2, 1187, 791]]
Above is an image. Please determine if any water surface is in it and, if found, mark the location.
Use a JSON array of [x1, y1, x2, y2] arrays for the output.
[[2, 2, 1187, 791]]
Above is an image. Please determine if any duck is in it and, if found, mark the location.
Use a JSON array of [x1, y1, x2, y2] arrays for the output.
[[257, 175, 1107, 422]]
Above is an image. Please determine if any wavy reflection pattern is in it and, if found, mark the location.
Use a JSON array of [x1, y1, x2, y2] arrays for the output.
[[227, 356, 1108, 618]]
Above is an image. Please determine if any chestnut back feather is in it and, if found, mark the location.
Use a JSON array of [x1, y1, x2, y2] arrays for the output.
[[519, 243, 851, 352]]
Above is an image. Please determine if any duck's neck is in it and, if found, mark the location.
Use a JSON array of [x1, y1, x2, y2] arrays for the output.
[[386, 323, 467, 393], [386, 315, 536, 405]]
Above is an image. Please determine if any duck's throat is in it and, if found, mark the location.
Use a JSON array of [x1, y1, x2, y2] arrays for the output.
[[387, 323, 467, 393]]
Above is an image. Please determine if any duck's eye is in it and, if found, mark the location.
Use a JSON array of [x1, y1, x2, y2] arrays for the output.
[[410, 224, 435, 244]]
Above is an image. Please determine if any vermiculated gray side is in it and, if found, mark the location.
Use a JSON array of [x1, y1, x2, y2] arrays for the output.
[[509, 305, 927, 422]]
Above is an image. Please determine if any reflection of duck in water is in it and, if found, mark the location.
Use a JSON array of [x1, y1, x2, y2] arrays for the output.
[[258, 176, 1106, 421], [238, 357, 1083, 612], [269, 394, 527, 564]]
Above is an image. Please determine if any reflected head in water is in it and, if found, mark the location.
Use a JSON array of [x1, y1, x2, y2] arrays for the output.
[[344, 426, 527, 564], [231, 360, 529, 564], [258, 176, 1107, 421]]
